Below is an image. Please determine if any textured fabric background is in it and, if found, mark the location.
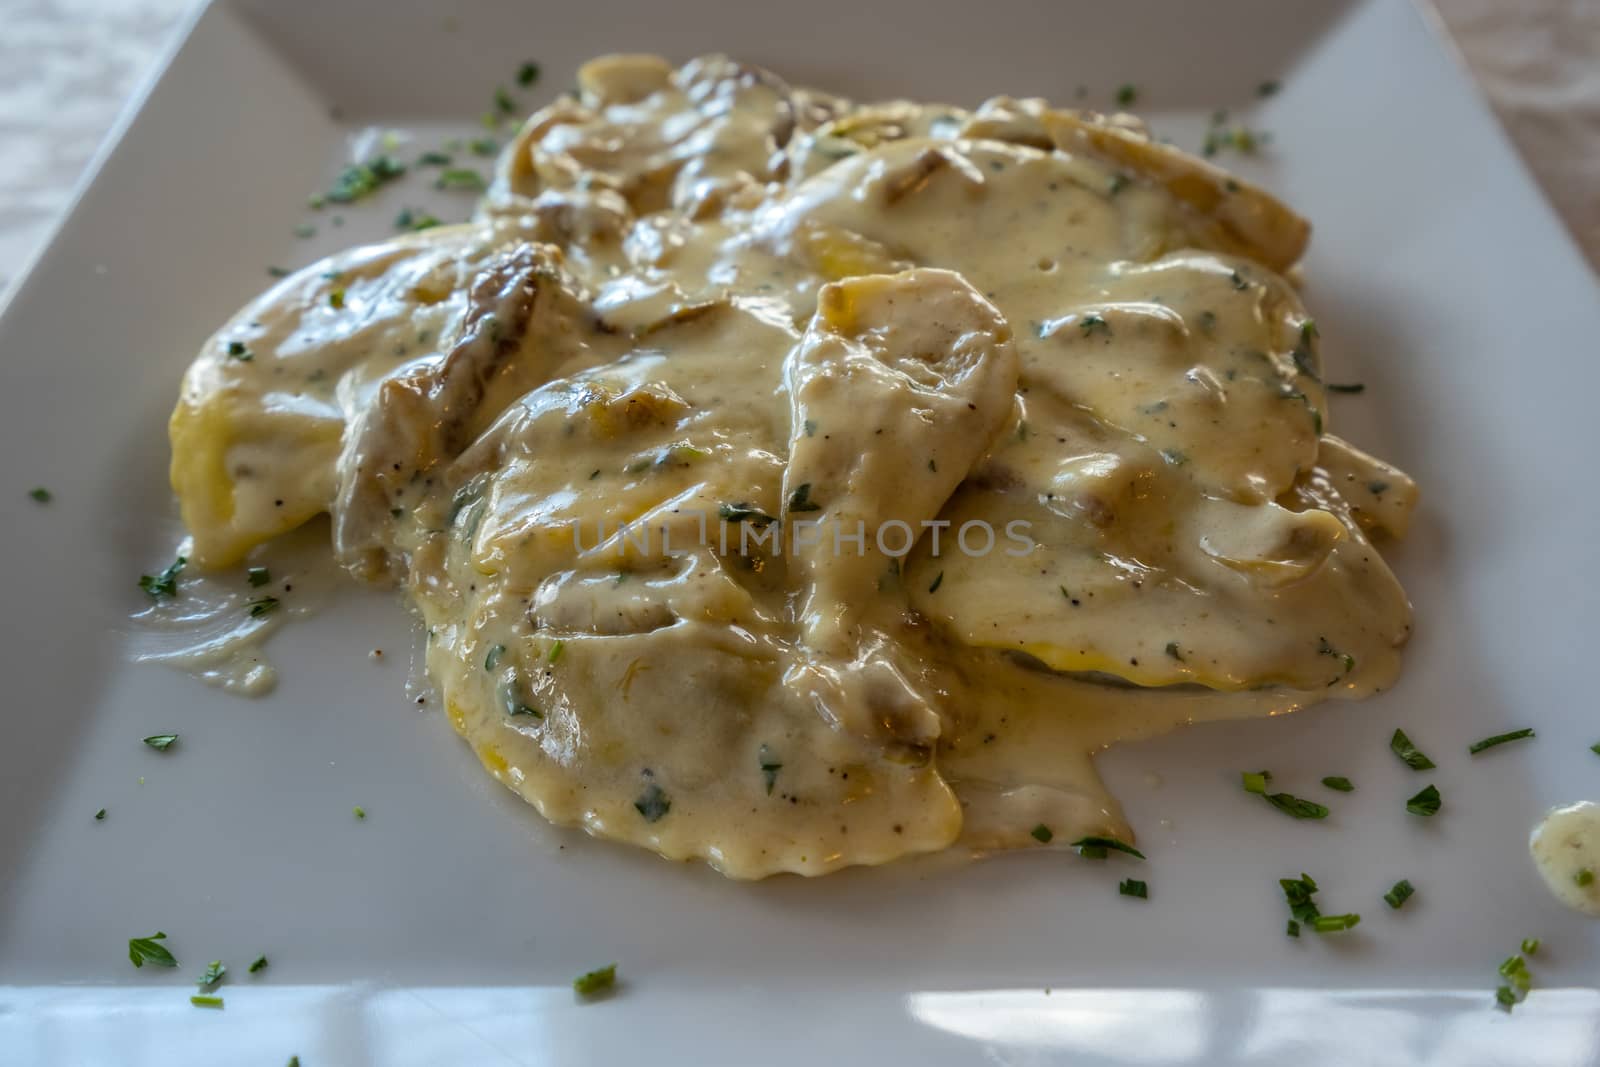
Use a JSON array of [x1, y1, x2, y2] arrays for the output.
[[0, 0, 1594, 294]]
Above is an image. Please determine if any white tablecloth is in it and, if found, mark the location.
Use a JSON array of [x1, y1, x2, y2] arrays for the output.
[[0, 0, 1594, 293]]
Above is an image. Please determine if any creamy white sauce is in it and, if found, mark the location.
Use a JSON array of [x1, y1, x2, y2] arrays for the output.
[[128, 523, 343, 695], [1530, 801, 1600, 916], [159, 54, 1419, 878]]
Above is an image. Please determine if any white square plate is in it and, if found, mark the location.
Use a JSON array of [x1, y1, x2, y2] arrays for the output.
[[2, 1, 1597, 1063]]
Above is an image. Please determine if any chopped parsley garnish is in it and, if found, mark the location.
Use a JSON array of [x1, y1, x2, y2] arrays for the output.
[[549, 640, 564, 663], [787, 482, 822, 513], [1576, 868, 1595, 888], [28, 487, 51, 503], [268, 266, 290, 278], [1495, 985, 1517, 1009], [1592, 742, 1600, 756], [1468, 728, 1535, 755], [1327, 382, 1365, 394], [928, 571, 945, 594], [1390, 728, 1436, 770], [1079, 313, 1110, 336], [143, 734, 178, 751], [1030, 823, 1053, 844], [1286, 920, 1300, 938], [190, 995, 224, 1009], [485, 644, 506, 671], [248, 955, 268, 973], [1069, 835, 1144, 859], [435, 168, 488, 192], [1115, 84, 1138, 107], [1280, 873, 1321, 924], [248, 596, 280, 618], [469, 137, 499, 157], [129, 932, 177, 968], [759, 744, 783, 795], [1522, 938, 1540, 956], [517, 61, 542, 87], [196, 960, 226, 989], [573, 963, 616, 996], [803, 418, 818, 437], [353, 806, 366, 819], [1241, 770, 1270, 795], [1310, 914, 1360, 933], [501, 677, 541, 718], [1119, 878, 1148, 899], [1321, 776, 1354, 792], [247, 566, 271, 587], [94, 808, 106, 820], [1496, 950, 1535, 1010], [417, 151, 452, 166], [1264, 793, 1330, 820], [328, 288, 345, 310], [225, 341, 253, 362], [494, 86, 517, 115], [1405, 784, 1442, 817], [325, 155, 407, 204], [139, 556, 187, 599], [395, 207, 442, 232], [1383, 879, 1415, 909], [1165, 641, 1184, 661], [634, 782, 670, 822], [294, 223, 316, 239]]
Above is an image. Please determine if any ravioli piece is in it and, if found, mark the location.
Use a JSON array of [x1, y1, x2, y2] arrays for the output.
[[907, 428, 1412, 692], [170, 225, 510, 567]]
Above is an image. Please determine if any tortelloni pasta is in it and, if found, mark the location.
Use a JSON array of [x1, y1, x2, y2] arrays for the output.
[[167, 54, 1417, 878]]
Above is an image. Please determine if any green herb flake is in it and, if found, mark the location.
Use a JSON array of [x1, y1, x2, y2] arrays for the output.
[[1390, 728, 1436, 770], [225, 340, 253, 362], [248, 955, 268, 973], [1119, 878, 1148, 899], [1286, 919, 1300, 938], [788, 482, 822, 513], [494, 86, 517, 115], [353, 806, 366, 819], [29, 487, 51, 503], [247, 566, 271, 587], [418, 151, 452, 166], [94, 808, 106, 821], [1405, 784, 1442, 817], [1264, 793, 1330, 820], [294, 223, 316, 239], [1468, 728, 1535, 756], [517, 61, 542, 88], [1592, 742, 1600, 757], [248, 596, 280, 618], [268, 266, 290, 278], [1115, 84, 1138, 107], [395, 207, 442, 232], [196, 960, 227, 989], [1080, 312, 1110, 336], [1165, 641, 1184, 662], [1576, 868, 1595, 888], [634, 781, 670, 822], [928, 571, 945, 594], [1279, 873, 1321, 924], [1310, 913, 1360, 933], [759, 744, 783, 796], [485, 644, 506, 671], [1521, 938, 1540, 956], [1495, 985, 1517, 1009], [1327, 382, 1366, 394], [1383, 879, 1415, 909], [139, 556, 188, 600], [1241, 770, 1270, 795], [190, 995, 224, 1009], [719, 502, 777, 524], [143, 734, 178, 752], [1258, 80, 1281, 97], [469, 137, 499, 157], [325, 155, 407, 204], [1321, 776, 1354, 792], [435, 168, 488, 192], [129, 932, 177, 969], [1068, 835, 1145, 859], [328, 288, 345, 310], [549, 640, 564, 664], [1030, 823, 1053, 844], [573, 963, 616, 996]]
